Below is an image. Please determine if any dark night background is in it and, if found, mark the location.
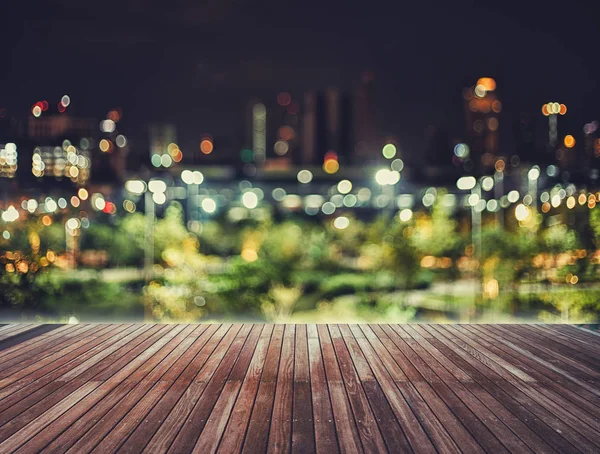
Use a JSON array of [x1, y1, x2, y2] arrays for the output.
[[3, 0, 599, 164]]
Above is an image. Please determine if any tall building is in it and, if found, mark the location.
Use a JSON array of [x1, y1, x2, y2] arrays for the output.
[[463, 77, 501, 174], [301, 88, 353, 166], [354, 71, 377, 163], [513, 112, 537, 163]]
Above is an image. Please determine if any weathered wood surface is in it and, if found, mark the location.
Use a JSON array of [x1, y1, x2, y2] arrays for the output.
[[0, 323, 598, 453]]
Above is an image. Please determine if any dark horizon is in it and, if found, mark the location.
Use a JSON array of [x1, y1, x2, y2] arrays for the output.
[[3, 0, 600, 164]]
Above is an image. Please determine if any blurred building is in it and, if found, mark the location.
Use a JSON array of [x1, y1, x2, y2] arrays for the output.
[[354, 71, 377, 163], [463, 78, 501, 174], [513, 112, 537, 163], [302, 88, 353, 166]]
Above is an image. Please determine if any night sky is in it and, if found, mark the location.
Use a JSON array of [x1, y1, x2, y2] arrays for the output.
[[3, 0, 599, 161]]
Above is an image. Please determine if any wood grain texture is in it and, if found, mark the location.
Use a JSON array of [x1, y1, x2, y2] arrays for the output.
[[0, 323, 597, 453]]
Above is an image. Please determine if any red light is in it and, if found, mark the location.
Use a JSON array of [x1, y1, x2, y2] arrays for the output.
[[324, 150, 338, 161], [277, 92, 291, 106], [103, 202, 115, 214], [58, 103, 66, 113], [35, 101, 43, 109], [41, 100, 48, 111]]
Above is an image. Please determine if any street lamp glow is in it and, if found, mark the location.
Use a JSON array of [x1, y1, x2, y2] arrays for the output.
[[375, 169, 391, 186], [399, 208, 413, 222], [148, 180, 167, 193], [507, 190, 520, 203], [468, 194, 480, 207], [181, 170, 194, 185], [1, 206, 19, 222], [387, 170, 400, 185], [382, 143, 397, 159], [456, 176, 476, 190], [66, 218, 80, 230], [391, 158, 404, 171], [297, 169, 313, 184], [337, 180, 352, 194], [515, 204, 530, 221], [125, 180, 146, 195], [152, 192, 166, 205], [192, 171, 204, 185], [481, 176, 494, 191], [321, 201, 336, 215], [202, 198, 217, 213], [333, 216, 350, 229], [242, 192, 258, 209], [528, 167, 540, 180]]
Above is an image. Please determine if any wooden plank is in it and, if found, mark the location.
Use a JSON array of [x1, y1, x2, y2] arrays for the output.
[[0, 324, 39, 342], [431, 324, 598, 453], [423, 324, 580, 453], [291, 324, 315, 454], [463, 325, 600, 434], [0, 325, 181, 452], [402, 325, 535, 453], [64, 326, 198, 453], [141, 324, 244, 453], [489, 325, 600, 384], [0, 324, 103, 381], [0, 325, 121, 409], [508, 325, 600, 372], [197, 325, 273, 453], [381, 325, 487, 454], [528, 325, 600, 362], [115, 324, 223, 454], [0, 325, 137, 427], [167, 324, 260, 453], [339, 324, 415, 453], [267, 324, 295, 454], [241, 324, 285, 454], [328, 325, 388, 453], [316, 324, 363, 454], [305, 324, 339, 454], [0, 324, 78, 363]]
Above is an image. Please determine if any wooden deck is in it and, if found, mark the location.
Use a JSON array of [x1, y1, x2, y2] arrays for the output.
[[0, 324, 598, 453]]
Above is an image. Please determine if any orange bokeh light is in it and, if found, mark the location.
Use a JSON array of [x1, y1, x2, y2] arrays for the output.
[[541, 104, 549, 116], [323, 159, 339, 174], [200, 139, 213, 154], [559, 104, 567, 115], [564, 135, 576, 148], [477, 77, 496, 91]]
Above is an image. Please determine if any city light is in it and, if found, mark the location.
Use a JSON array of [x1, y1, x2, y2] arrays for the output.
[[564, 135, 576, 148], [1, 206, 19, 222], [152, 192, 166, 205], [148, 180, 167, 193], [200, 139, 214, 154], [337, 180, 352, 194], [125, 180, 146, 195], [202, 198, 217, 213], [382, 143, 397, 159], [515, 204, 530, 221], [375, 169, 399, 186], [242, 192, 258, 209], [399, 209, 413, 222], [297, 169, 313, 184], [481, 176, 494, 191], [456, 176, 476, 190], [333, 216, 350, 229], [528, 167, 540, 180]]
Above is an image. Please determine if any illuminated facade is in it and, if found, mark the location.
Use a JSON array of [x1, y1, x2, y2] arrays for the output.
[[463, 77, 501, 173]]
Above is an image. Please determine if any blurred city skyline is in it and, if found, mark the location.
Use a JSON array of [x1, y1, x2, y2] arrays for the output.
[[3, 0, 600, 172]]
